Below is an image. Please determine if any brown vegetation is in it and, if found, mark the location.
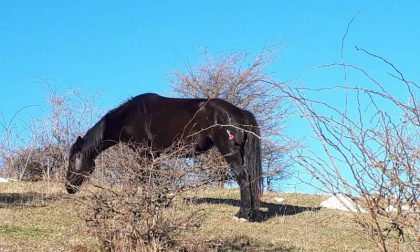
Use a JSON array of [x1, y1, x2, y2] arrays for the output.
[[81, 141, 212, 251], [1, 87, 99, 180]]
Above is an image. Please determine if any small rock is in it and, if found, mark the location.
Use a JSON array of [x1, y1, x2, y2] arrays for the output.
[[232, 216, 249, 222], [320, 194, 366, 212], [273, 197, 285, 203], [385, 205, 397, 213], [0, 177, 10, 183]]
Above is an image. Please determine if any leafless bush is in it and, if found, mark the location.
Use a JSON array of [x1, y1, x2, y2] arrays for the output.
[[3, 146, 65, 181], [274, 48, 419, 251], [171, 49, 293, 190], [79, 140, 213, 251], [191, 148, 231, 188], [0, 86, 99, 180]]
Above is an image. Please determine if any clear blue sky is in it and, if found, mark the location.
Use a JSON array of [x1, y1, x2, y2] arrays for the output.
[[1, 1, 419, 192]]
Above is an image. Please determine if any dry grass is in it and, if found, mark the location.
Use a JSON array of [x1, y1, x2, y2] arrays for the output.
[[181, 189, 375, 251], [0, 181, 378, 251], [0, 181, 99, 251]]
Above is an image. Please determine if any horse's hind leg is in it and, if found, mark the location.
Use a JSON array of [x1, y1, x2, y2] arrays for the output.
[[213, 137, 254, 220], [231, 160, 254, 220]]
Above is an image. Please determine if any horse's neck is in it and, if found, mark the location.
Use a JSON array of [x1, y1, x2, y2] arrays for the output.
[[82, 118, 112, 160], [96, 139, 118, 156]]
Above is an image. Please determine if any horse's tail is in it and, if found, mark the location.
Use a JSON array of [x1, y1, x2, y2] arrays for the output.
[[244, 112, 263, 210]]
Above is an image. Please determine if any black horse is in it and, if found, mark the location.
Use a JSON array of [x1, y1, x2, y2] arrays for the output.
[[66, 93, 262, 221]]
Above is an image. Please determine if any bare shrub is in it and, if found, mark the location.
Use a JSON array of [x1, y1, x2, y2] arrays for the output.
[[3, 146, 65, 181], [191, 148, 231, 188], [0, 87, 99, 180], [171, 49, 293, 189], [274, 49, 419, 251], [79, 141, 211, 251]]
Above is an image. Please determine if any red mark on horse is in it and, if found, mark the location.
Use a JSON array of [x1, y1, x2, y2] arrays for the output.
[[227, 129, 235, 141]]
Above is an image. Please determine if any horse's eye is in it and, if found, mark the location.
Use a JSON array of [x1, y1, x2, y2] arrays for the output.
[[70, 153, 79, 161]]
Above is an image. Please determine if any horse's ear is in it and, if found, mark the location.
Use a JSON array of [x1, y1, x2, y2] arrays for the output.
[[74, 136, 84, 148]]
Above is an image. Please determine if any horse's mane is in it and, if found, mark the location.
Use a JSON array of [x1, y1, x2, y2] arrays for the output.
[[81, 117, 106, 158], [80, 95, 137, 157]]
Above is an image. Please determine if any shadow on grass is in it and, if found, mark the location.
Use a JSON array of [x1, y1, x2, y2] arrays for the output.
[[189, 197, 321, 221], [209, 235, 296, 252], [0, 192, 62, 208], [185, 234, 299, 252]]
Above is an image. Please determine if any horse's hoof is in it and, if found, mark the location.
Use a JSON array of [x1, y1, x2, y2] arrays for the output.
[[232, 216, 249, 222]]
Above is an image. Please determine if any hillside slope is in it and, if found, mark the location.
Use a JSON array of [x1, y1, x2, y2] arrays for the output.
[[0, 182, 375, 251]]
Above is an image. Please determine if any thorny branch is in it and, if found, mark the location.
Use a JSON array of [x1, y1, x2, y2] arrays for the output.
[[272, 53, 419, 251]]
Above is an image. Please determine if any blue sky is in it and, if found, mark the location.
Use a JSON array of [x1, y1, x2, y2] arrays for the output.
[[1, 1, 419, 192]]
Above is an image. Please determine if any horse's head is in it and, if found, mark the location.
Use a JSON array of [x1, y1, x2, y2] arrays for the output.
[[66, 136, 95, 194]]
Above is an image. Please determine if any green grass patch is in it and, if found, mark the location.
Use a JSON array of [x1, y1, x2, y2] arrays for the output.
[[0, 225, 45, 238]]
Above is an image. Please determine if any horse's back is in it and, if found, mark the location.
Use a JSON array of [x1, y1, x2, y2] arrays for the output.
[[122, 94, 208, 146], [115, 93, 255, 148], [135, 94, 254, 128]]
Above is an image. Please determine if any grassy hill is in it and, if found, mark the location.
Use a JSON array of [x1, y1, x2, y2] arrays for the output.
[[0, 181, 376, 251]]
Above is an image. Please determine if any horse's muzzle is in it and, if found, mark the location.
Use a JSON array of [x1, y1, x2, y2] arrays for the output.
[[65, 184, 78, 194]]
